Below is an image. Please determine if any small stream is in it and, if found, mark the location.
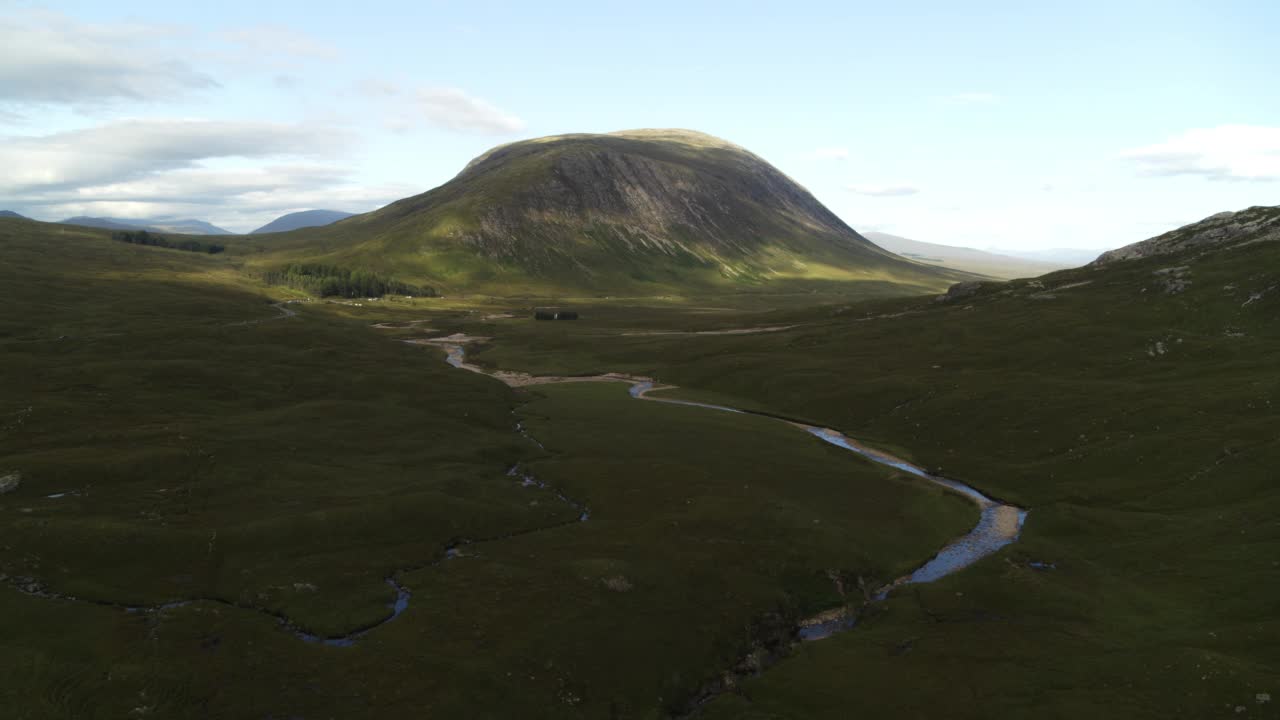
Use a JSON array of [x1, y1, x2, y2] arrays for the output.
[[436, 340, 1028, 644], [5, 331, 1026, 662]]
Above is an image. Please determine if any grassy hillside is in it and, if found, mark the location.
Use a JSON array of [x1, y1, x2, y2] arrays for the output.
[[442, 235, 1280, 718], [0, 217, 979, 717], [226, 130, 971, 297], [6, 206, 1275, 716]]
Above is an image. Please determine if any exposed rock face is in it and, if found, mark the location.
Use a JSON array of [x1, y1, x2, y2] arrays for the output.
[[0, 471, 20, 494], [452, 131, 856, 256], [1094, 206, 1280, 265]]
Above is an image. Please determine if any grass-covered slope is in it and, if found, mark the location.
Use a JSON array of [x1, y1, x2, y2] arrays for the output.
[[448, 235, 1280, 718], [233, 130, 970, 296], [0, 218, 979, 718]]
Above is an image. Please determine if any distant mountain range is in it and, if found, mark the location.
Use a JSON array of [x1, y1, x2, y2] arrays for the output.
[[992, 246, 1104, 266], [0, 210, 28, 219], [59, 216, 232, 235], [864, 231, 1074, 279], [251, 209, 354, 234]]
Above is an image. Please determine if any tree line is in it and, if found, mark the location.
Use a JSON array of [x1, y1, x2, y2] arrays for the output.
[[111, 230, 225, 254], [262, 263, 436, 298]]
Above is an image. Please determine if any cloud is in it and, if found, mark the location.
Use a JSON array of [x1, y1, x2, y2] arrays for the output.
[[1122, 125, 1280, 182], [414, 88, 525, 134], [219, 25, 340, 60], [8, 163, 417, 233], [0, 11, 217, 107], [0, 118, 411, 232], [348, 81, 524, 135], [0, 119, 350, 195], [846, 183, 921, 197], [16, 165, 416, 233], [812, 146, 850, 160]]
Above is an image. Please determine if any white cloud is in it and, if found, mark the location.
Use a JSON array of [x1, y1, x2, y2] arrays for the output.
[[1122, 125, 1280, 182], [0, 118, 413, 232], [414, 87, 525, 134], [0, 11, 217, 107], [348, 82, 525, 135], [11, 164, 417, 233], [0, 119, 350, 195], [846, 183, 921, 197]]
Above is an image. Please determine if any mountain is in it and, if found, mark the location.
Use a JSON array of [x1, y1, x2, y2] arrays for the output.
[[1093, 205, 1280, 265], [995, 246, 1103, 266], [59, 217, 144, 231], [59, 216, 232, 235], [0, 210, 27, 219], [255, 129, 969, 295], [251, 209, 355, 234], [864, 231, 1070, 279]]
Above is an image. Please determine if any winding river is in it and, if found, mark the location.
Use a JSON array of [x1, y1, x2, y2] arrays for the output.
[[6, 326, 1027, 662], [420, 335, 1028, 643]]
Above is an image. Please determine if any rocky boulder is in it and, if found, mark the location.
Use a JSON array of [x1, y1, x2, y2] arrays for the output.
[[936, 280, 984, 303]]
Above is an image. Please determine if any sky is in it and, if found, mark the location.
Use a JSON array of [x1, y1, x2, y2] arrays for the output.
[[0, 0, 1276, 252]]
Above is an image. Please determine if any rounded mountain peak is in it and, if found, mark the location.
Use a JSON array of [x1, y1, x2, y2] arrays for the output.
[[333, 129, 960, 294]]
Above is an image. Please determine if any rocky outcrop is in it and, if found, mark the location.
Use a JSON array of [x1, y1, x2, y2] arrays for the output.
[[936, 280, 984, 303], [0, 471, 20, 494], [1094, 205, 1280, 265]]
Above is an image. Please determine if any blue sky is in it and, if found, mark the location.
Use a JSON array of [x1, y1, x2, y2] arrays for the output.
[[1, 0, 1276, 251]]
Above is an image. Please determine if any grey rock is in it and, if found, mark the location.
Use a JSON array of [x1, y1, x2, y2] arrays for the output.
[[1093, 205, 1280, 265], [936, 280, 984, 303], [0, 471, 20, 494], [1154, 266, 1192, 294]]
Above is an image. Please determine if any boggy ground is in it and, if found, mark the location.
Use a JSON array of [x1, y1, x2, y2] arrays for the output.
[[6, 216, 1277, 717], [430, 239, 1280, 718], [0, 219, 979, 718]]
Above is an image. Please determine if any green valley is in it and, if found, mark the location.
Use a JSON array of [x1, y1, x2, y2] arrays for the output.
[[2, 135, 1277, 718]]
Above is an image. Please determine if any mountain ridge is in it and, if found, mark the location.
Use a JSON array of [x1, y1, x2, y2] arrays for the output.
[[251, 209, 355, 234], [251, 128, 968, 296], [59, 216, 232, 235], [1093, 205, 1280, 265], [864, 231, 1071, 279]]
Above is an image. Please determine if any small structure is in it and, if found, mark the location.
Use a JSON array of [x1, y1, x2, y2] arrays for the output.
[[533, 308, 579, 321]]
